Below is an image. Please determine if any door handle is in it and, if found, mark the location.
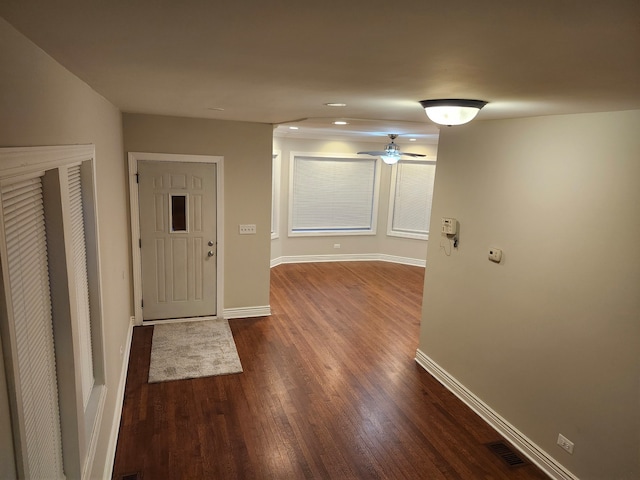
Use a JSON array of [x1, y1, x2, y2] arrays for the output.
[[208, 240, 214, 246], [208, 251, 214, 257]]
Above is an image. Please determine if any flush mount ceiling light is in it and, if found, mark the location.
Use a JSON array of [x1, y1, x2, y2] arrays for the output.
[[419, 99, 488, 126], [333, 120, 349, 125], [325, 102, 347, 107]]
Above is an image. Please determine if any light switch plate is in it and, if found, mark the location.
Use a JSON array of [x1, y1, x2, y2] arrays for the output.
[[488, 248, 503, 263], [239, 224, 256, 235]]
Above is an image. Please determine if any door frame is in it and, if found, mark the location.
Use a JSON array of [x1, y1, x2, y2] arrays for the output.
[[128, 152, 224, 325]]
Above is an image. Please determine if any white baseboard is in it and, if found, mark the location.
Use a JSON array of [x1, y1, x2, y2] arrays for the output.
[[415, 349, 578, 480], [103, 316, 135, 480], [270, 253, 426, 268], [224, 305, 271, 319], [377, 254, 426, 267]]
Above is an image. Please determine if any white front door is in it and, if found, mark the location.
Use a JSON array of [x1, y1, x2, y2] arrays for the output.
[[138, 161, 217, 320]]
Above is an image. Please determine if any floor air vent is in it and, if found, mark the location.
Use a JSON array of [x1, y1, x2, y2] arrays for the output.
[[486, 441, 529, 468], [119, 473, 141, 480]]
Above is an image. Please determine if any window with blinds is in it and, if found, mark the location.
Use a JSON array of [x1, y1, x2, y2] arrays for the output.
[[1, 176, 66, 479], [271, 152, 280, 240], [388, 160, 436, 240], [0, 145, 107, 479], [68, 165, 95, 410], [290, 155, 379, 235]]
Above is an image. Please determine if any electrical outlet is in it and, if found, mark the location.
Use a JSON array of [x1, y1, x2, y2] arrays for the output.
[[239, 224, 256, 235], [333, 243, 341, 249], [557, 434, 574, 454]]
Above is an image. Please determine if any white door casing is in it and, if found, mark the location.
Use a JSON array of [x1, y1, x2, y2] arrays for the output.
[[128, 153, 224, 324]]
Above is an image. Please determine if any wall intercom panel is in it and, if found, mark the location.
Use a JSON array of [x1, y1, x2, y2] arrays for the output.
[[441, 217, 457, 235]]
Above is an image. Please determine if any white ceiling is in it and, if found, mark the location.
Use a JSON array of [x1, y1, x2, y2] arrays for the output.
[[1, 1, 639, 144]]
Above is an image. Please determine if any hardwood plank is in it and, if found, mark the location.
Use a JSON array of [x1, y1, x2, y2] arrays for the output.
[[113, 261, 549, 479]]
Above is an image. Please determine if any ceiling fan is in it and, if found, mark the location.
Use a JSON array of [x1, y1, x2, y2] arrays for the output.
[[357, 134, 426, 164]]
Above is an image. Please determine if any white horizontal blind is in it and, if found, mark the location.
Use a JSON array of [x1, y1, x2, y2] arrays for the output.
[[2, 177, 66, 479], [68, 165, 94, 410], [391, 161, 436, 236], [292, 156, 377, 232]]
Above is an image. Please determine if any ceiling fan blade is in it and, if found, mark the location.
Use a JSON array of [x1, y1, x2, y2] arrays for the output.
[[357, 151, 426, 158], [357, 151, 388, 156]]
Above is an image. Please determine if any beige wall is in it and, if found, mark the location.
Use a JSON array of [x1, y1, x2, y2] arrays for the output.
[[0, 16, 131, 478], [272, 136, 437, 263], [123, 114, 273, 310], [419, 111, 640, 479]]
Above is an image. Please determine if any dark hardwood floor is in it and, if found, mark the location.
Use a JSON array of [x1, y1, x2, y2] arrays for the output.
[[113, 261, 548, 479]]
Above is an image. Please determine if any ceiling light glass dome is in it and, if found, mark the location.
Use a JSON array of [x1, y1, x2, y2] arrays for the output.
[[419, 99, 488, 126]]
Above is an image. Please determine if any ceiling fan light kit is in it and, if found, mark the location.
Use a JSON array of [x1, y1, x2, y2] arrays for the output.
[[358, 134, 426, 165], [419, 99, 488, 126], [380, 155, 400, 165]]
